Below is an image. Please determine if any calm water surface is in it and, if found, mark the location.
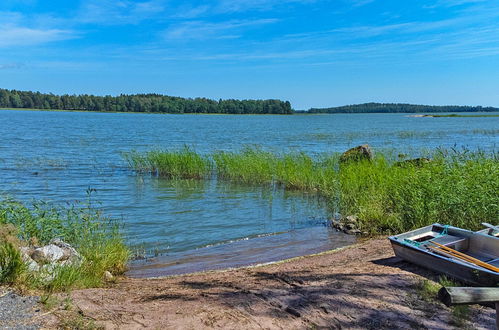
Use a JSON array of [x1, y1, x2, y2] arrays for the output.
[[1, 110, 497, 276]]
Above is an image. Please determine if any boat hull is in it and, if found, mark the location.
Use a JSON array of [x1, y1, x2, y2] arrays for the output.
[[390, 239, 499, 286]]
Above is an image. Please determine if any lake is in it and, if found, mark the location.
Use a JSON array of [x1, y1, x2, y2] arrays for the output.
[[1, 110, 497, 276]]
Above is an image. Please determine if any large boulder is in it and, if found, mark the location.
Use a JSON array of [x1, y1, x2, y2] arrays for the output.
[[49, 238, 81, 265], [31, 245, 65, 264], [29, 239, 82, 266], [340, 144, 373, 163]]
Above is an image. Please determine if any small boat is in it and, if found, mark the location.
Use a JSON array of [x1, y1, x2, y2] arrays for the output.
[[389, 224, 499, 286]]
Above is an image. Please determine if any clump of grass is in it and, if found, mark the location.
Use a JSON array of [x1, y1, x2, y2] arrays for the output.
[[124, 146, 211, 179], [337, 150, 498, 234], [0, 195, 130, 292], [214, 147, 276, 184], [0, 240, 25, 284]]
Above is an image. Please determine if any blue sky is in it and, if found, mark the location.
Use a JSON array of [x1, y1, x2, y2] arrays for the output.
[[0, 0, 498, 109]]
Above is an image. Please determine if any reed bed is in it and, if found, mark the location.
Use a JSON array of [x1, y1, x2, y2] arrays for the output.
[[124, 146, 211, 179], [126, 147, 499, 235]]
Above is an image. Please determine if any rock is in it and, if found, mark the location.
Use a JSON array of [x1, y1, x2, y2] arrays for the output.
[[344, 215, 358, 225], [340, 144, 373, 163], [19, 246, 39, 272], [49, 238, 81, 263], [345, 223, 356, 230], [395, 157, 432, 167], [103, 271, 114, 282], [31, 244, 65, 264], [346, 229, 362, 235]]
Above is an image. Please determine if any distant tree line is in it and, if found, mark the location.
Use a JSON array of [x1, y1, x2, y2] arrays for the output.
[[0, 88, 293, 114], [308, 102, 499, 113]]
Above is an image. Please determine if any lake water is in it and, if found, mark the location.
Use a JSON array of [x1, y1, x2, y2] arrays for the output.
[[1, 110, 497, 276]]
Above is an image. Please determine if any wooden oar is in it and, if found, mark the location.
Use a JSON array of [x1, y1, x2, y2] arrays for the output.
[[428, 246, 490, 269], [428, 246, 486, 269], [429, 242, 497, 271], [428, 241, 499, 273], [429, 242, 499, 273]]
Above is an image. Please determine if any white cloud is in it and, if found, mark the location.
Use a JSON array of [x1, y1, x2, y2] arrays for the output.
[[426, 0, 488, 8], [164, 19, 278, 40], [0, 26, 75, 47], [0, 63, 24, 69], [78, 0, 166, 24], [214, 0, 317, 13]]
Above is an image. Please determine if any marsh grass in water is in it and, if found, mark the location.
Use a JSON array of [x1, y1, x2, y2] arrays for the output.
[[126, 147, 498, 235], [124, 146, 211, 179], [0, 194, 130, 292]]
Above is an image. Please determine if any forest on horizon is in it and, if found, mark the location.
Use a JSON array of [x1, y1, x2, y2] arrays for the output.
[[1, 88, 498, 114]]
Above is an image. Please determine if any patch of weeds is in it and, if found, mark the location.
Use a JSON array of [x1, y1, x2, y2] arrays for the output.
[[417, 276, 459, 302], [416, 279, 441, 302], [58, 313, 98, 330], [42, 294, 100, 330], [415, 277, 472, 327], [450, 305, 470, 328]]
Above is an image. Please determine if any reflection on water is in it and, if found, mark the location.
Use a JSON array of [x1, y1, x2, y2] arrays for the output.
[[0, 110, 497, 276], [124, 177, 331, 256]]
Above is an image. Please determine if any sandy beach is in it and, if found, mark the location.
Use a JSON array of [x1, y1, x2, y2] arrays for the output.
[[63, 238, 495, 329]]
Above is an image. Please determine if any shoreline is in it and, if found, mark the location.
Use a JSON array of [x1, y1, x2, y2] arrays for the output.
[[64, 238, 494, 329], [3, 108, 499, 116]]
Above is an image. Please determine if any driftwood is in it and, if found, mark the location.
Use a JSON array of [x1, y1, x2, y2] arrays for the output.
[[439, 287, 499, 328]]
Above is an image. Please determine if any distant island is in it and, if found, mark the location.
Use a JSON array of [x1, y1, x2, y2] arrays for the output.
[[0, 88, 293, 114], [306, 102, 499, 113], [2, 88, 499, 115]]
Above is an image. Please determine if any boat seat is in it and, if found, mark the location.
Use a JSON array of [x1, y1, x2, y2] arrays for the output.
[[430, 234, 468, 251]]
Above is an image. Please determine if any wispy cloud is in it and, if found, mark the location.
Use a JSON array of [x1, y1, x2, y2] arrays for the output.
[[164, 18, 279, 40], [0, 26, 75, 47], [0, 63, 24, 69], [349, 0, 376, 7], [214, 0, 318, 13], [426, 0, 488, 8], [172, 5, 211, 19], [78, 0, 166, 24]]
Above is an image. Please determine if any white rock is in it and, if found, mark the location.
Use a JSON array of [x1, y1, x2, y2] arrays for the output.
[[31, 244, 65, 263], [19, 246, 40, 272], [49, 238, 81, 263], [103, 271, 114, 282]]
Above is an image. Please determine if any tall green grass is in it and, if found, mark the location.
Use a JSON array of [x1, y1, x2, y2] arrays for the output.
[[0, 195, 130, 292], [124, 146, 211, 179], [126, 147, 499, 235]]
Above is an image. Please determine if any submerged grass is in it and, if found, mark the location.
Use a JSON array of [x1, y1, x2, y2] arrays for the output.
[[0, 194, 130, 292], [127, 146, 499, 235]]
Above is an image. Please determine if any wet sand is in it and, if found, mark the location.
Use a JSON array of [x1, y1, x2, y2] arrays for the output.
[[69, 238, 495, 329]]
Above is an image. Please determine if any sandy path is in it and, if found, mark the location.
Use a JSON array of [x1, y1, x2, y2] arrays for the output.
[[70, 238, 495, 329]]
